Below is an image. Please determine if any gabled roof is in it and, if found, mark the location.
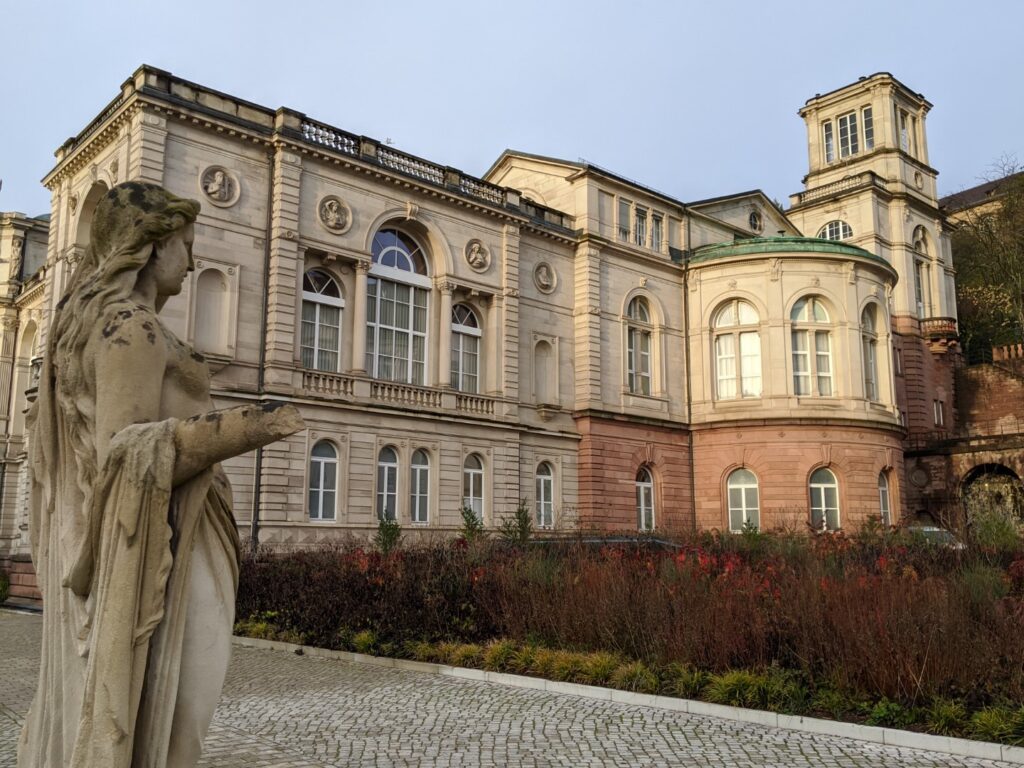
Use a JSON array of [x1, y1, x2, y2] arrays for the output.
[[940, 172, 1024, 213]]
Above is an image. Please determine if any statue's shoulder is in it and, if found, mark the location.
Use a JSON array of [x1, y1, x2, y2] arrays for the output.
[[95, 301, 163, 352]]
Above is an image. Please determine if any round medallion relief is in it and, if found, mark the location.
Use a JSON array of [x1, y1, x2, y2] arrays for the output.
[[910, 466, 930, 488], [318, 195, 352, 234], [464, 239, 490, 272], [534, 262, 556, 294], [199, 165, 240, 207]]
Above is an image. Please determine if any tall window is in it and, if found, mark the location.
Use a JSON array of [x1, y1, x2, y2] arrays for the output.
[[822, 121, 835, 163], [463, 453, 484, 521], [727, 468, 760, 532], [838, 111, 859, 158], [913, 259, 930, 319], [878, 471, 891, 527], [791, 297, 833, 397], [810, 468, 840, 532], [536, 462, 554, 528], [713, 299, 761, 399], [634, 207, 647, 247], [651, 215, 663, 251], [451, 304, 481, 392], [817, 220, 853, 241], [366, 229, 430, 384], [897, 108, 912, 153], [861, 305, 879, 402], [636, 467, 655, 531], [301, 270, 343, 371], [618, 199, 631, 241], [410, 449, 430, 524], [626, 296, 652, 396], [308, 441, 338, 521], [376, 446, 399, 521], [862, 107, 874, 150]]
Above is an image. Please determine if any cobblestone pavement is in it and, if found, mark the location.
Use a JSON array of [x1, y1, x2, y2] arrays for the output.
[[1, 609, 1018, 767]]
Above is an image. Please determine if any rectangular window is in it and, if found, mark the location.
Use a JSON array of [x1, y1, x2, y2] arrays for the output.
[[739, 331, 761, 397], [933, 400, 945, 427], [815, 331, 833, 396], [898, 108, 911, 152], [618, 199, 631, 242], [838, 112, 859, 158], [863, 337, 878, 401], [914, 260, 929, 319], [823, 121, 835, 163], [894, 347, 903, 376], [376, 462, 398, 521], [411, 464, 429, 523], [634, 208, 647, 247], [366, 278, 429, 385], [792, 330, 810, 396], [862, 106, 874, 150], [716, 334, 737, 399], [628, 328, 652, 396], [651, 215, 663, 252]]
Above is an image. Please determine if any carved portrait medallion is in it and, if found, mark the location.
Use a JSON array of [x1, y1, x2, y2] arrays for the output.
[[318, 195, 352, 234], [534, 262, 556, 294], [199, 165, 240, 207], [464, 239, 490, 272]]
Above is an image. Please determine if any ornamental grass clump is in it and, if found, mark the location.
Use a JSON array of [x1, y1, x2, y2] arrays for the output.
[[926, 698, 969, 736], [661, 663, 709, 699], [582, 652, 622, 686], [609, 661, 659, 694], [482, 639, 517, 671]]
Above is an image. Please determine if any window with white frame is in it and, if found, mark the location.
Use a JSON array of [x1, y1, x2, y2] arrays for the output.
[[913, 258, 931, 319], [636, 466, 655, 531], [862, 107, 874, 150], [451, 304, 481, 393], [810, 467, 840, 532], [618, 199, 631, 242], [463, 453, 484, 521], [861, 305, 879, 402], [727, 468, 760, 532], [878, 471, 891, 527], [366, 229, 430, 384], [713, 299, 761, 399], [410, 449, 430, 524], [823, 121, 835, 163], [376, 446, 399, 521], [651, 214, 663, 251], [308, 440, 338, 521], [817, 220, 853, 241], [626, 296, 653, 396], [838, 111, 859, 158], [536, 462, 554, 528], [933, 400, 945, 427], [791, 297, 834, 397], [634, 207, 647, 247], [301, 269, 344, 371]]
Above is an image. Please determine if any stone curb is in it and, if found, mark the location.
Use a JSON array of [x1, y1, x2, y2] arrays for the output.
[[232, 634, 1022, 765]]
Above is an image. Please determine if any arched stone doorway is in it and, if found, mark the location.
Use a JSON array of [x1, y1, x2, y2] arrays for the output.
[[961, 463, 1024, 524]]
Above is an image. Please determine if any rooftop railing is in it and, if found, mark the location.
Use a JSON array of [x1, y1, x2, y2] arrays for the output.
[[793, 172, 888, 206]]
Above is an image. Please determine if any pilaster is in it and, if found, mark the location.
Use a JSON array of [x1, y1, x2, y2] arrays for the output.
[[128, 110, 168, 185], [500, 225, 520, 404], [573, 244, 603, 408]]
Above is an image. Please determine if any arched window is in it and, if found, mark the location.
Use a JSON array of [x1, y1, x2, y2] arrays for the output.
[[727, 468, 760, 532], [367, 228, 430, 384], [636, 466, 655, 531], [912, 225, 929, 255], [536, 462, 554, 528], [463, 454, 484, 522], [451, 304, 481, 393], [861, 305, 879, 401], [817, 220, 853, 241], [713, 299, 761, 399], [534, 340, 554, 405], [308, 441, 338, 521], [626, 296, 652, 396], [878, 471, 891, 527], [376, 446, 399, 521], [911, 227, 932, 319], [810, 468, 840, 532], [195, 268, 229, 354], [791, 297, 833, 397], [410, 449, 430, 524], [301, 269, 344, 372]]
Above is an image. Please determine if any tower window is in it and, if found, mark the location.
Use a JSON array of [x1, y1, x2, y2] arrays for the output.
[[838, 112, 860, 158], [862, 107, 874, 150], [822, 121, 835, 163]]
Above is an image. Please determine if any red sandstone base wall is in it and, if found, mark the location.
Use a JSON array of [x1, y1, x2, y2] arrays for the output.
[[1, 552, 40, 604], [692, 423, 906, 533], [575, 415, 693, 533]]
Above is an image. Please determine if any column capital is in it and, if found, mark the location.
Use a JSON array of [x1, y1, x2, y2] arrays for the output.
[[355, 259, 372, 274], [435, 278, 457, 294]]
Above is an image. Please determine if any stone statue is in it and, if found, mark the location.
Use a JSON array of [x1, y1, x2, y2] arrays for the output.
[[18, 182, 304, 767]]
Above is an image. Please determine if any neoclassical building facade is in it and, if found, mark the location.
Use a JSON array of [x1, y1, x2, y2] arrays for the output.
[[0, 67, 979, 575]]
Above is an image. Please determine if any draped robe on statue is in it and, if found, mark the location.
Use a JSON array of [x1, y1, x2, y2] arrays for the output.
[[17, 352, 240, 768]]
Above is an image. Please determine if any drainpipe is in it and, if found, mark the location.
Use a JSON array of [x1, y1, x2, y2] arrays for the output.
[[683, 211, 697, 532], [249, 144, 277, 551]]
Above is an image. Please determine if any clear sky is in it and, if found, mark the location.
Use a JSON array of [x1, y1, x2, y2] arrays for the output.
[[1, 0, 1021, 217]]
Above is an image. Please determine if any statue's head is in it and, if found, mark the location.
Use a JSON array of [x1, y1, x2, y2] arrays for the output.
[[88, 182, 200, 276]]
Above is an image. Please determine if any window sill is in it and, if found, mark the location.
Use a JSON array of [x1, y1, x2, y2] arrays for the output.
[[621, 392, 669, 413]]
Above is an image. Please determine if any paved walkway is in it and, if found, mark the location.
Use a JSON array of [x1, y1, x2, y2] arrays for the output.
[[1, 610, 1017, 767]]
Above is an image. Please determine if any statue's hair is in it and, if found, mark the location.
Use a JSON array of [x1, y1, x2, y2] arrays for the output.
[[47, 181, 200, 494]]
